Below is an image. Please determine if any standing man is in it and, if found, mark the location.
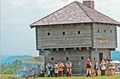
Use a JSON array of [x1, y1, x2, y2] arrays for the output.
[[46, 62, 53, 77], [66, 60, 72, 76], [94, 61, 99, 76], [85, 59, 92, 77], [58, 60, 64, 77]]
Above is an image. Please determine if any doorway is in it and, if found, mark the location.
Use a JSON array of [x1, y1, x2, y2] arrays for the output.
[[99, 53, 103, 63]]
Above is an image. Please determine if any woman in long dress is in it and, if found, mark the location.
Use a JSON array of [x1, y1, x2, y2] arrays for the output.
[[100, 59, 106, 76], [54, 62, 58, 77], [66, 60, 72, 76]]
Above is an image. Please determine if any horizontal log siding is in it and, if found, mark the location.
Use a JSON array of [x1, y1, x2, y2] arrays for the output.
[[91, 49, 110, 63], [93, 24, 117, 48], [36, 24, 92, 49], [45, 49, 89, 74]]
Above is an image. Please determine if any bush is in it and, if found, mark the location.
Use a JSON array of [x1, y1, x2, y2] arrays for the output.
[[3, 68, 15, 74]]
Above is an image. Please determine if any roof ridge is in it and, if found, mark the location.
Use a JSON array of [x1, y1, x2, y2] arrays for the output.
[[30, 1, 78, 27], [93, 9, 119, 23], [75, 1, 94, 22], [30, 1, 120, 27], [75, 1, 120, 25]]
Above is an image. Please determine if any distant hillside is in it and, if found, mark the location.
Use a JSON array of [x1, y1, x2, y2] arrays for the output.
[[0, 55, 33, 63], [0, 55, 10, 60], [111, 51, 120, 61], [1, 51, 119, 64]]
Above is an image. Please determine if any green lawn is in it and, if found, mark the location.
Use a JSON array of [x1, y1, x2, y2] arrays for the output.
[[1, 74, 120, 79], [35, 74, 120, 79]]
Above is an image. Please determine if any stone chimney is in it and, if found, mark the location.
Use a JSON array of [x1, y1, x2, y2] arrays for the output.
[[83, 0, 94, 9]]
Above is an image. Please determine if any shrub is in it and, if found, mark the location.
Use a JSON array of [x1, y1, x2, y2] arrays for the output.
[[3, 68, 15, 74]]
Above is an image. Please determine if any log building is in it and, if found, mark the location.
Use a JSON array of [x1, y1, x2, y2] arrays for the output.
[[30, 0, 120, 74]]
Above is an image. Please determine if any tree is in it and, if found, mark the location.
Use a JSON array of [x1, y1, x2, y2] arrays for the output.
[[0, 63, 12, 74], [12, 60, 22, 70], [3, 68, 14, 74]]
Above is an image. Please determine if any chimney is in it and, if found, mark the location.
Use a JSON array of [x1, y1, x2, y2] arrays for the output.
[[83, 0, 94, 9]]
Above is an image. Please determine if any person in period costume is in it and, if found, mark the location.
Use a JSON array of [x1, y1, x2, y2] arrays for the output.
[[85, 59, 92, 77], [58, 60, 64, 77], [106, 59, 114, 76], [46, 62, 53, 77], [66, 60, 72, 76], [94, 60, 99, 76], [100, 59, 106, 76], [54, 62, 58, 77], [112, 62, 115, 75]]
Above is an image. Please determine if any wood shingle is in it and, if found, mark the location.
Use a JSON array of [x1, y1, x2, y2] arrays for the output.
[[30, 1, 120, 27]]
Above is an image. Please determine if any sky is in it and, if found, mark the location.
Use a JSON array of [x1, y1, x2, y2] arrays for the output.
[[1, 0, 120, 56]]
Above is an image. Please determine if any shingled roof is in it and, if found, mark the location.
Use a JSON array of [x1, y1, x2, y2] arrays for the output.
[[30, 1, 120, 27]]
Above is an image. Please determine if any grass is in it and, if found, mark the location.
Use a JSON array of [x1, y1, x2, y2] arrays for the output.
[[35, 74, 120, 79], [1, 73, 120, 79], [0, 74, 13, 79]]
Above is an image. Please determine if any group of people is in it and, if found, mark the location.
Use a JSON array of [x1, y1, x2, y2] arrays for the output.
[[46, 58, 115, 77], [100, 59, 115, 76], [85, 58, 115, 77], [46, 60, 72, 77]]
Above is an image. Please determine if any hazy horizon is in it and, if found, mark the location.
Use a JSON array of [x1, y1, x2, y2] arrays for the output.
[[1, 0, 120, 56]]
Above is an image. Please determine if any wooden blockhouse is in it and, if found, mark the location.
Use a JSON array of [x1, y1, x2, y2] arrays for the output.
[[30, 0, 120, 74]]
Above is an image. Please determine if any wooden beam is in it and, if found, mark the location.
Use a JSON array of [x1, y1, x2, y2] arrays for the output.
[[79, 47, 81, 50], [56, 48, 59, 51], [95, 48, 98, 51], [64, 48, 66, 51], [51, 49, 53, 51], [74, 47, 76, 50], [87, 47, 89, 50], [50, 25, 52, 27], [61, 24, 63, 27], [81, 23, 84, 26]]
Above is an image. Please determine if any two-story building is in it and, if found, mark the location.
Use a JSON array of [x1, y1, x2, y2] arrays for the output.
[[30, 0, 120, 74]]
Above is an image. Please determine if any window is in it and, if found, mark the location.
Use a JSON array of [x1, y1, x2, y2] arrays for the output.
[[81, 56, 84, 60], [51, 57, 54, 60], [104, 30, 106, 33], [63, 32, 65, 35], [48, 32, 50, 36], [78, 31, 80, 34], [66, 57, 69, 60], [110, 30, 112, 33], [98, 29, 99, 32]]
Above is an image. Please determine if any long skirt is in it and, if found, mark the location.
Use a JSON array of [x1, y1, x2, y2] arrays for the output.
[[101, 70, 106, 76], [66, 68, 72, 76], [106, 68, 113, 76]]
